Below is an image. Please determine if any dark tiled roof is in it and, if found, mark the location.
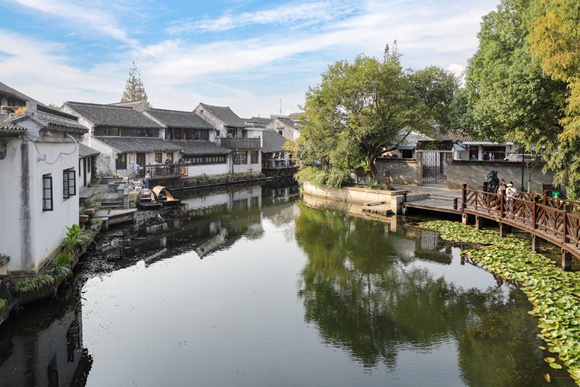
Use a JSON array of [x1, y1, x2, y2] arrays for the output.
[[65, 102, 162, 129], [169, 140, 231, 156], [94, 136, 183, 153], [34, 110, 88, 135], [261, 129, 286, 153], [0, 81, 34, 103], [198, 103, 246, 128], [248, 117, 272, 126], [147, 109, 213, 129], [79, 143, 100, 158], [416, 140, 454, 151], [0, 120, 27, 137], [275, 117, 295, 128]]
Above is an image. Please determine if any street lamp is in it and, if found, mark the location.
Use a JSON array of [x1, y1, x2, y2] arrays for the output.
[[519, 146, 525, 192]]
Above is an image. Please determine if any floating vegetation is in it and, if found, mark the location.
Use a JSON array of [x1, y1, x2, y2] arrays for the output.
[[422, 220, 580, 384]]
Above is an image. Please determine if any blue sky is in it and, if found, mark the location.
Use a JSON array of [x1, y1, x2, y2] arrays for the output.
[[1, 0, 499, 118]]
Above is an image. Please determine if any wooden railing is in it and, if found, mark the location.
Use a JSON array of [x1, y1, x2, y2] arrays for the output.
[[461, 185, 580, 269], [220, 137, 261, 149]]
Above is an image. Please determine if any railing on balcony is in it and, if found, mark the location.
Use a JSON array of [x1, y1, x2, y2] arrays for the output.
[[262, 159, 296, 169], [220, 137, 261, 149]]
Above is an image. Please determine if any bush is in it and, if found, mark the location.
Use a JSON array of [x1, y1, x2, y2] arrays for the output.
[[295, 166, 353, 188]]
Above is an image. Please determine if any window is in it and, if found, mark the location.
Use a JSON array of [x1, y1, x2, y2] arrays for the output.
[[233, 151, 247, 165], [166, 153, 173, 163], [250, 151, 259, 164], [43, 174, 53, 211], [184, 155, 226, 165], [63, 168, 76, 199], [155, 153, 162, 163]]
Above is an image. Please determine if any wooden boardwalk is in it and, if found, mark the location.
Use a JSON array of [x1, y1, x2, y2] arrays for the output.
[[402, 184, 580, 270]]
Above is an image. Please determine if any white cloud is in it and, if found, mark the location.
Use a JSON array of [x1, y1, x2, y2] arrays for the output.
[[166, 1, 360, 34], [13, 0, 137, 45]]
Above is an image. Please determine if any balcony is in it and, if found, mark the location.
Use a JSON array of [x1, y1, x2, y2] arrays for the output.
[[220, 137, 261, 150]]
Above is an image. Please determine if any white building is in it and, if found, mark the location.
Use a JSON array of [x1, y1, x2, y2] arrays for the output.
[[0, 101, 87, 275]]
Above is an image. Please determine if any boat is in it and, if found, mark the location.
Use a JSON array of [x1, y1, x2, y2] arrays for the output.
[[152, 186, 181, 206], [136, 188, 163, 210]]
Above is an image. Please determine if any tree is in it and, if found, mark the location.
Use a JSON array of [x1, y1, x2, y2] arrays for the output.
[[121, 61, 149, 104], [298, 46, 458, 184], [528, 0, 580, 191], [452, 0, 566, 147]]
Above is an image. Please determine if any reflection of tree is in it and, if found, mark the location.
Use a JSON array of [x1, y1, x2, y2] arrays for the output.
[[295, 204, 554, 385]]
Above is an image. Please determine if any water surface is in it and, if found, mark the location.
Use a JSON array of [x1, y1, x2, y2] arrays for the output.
[[0, 183, 573, 386]]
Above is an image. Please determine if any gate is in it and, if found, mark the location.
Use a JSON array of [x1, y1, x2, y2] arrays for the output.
[[421, 151, 447, 184]]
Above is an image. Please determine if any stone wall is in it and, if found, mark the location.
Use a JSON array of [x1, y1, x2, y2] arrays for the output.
[[375, 159, 421, 185], [375, 156, 557, 194], [447, 160, 555, 193]]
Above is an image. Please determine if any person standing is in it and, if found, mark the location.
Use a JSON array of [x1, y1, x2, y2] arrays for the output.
[[497, 179, 506, 195], [134, 162, 140, 177], [506, 182, 517, 213], [144, 170, 151, 189]]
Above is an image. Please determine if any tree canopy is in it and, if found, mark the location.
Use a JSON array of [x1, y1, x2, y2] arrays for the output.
[[297, 46, 458, 184], [528, 0, 580, 191], [121, 61, 149, 104], [454, 0, 580, 191]]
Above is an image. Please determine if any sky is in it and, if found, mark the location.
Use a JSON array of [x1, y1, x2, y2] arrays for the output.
[[1, 0, 500, 119]]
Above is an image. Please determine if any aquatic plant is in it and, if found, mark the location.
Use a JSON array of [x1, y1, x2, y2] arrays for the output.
[[13, 266, 72, 294], [422, 220, 580, 384]]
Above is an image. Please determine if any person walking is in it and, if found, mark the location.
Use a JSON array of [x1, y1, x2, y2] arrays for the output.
[[506, 182, 517, 213]]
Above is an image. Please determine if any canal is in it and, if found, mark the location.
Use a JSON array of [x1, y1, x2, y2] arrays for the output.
[[0, 182, 574, 386]]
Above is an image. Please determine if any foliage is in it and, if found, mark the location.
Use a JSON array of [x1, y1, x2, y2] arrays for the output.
[[121, 61, 149, 104], [294, 166, 352, 188], [55, 252, 73, 267], [13, 107, 26, 116], [422, 220, 580, 384], [297, 45, 458, 184], [0, 298, 5, 314], [456, 0, 580, 190], [13, 265, 72, 294], [455, 0, 566, 144]]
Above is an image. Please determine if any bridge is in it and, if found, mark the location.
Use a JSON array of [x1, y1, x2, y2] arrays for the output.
[[403, 184, 580, 270]]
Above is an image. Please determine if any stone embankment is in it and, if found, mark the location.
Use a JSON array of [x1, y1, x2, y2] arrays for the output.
[[302, 182, 406, 215]]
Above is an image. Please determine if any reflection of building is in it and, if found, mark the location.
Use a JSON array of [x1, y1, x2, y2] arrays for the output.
[[0, 305, 92, 386], [100, 185, 266, 262]]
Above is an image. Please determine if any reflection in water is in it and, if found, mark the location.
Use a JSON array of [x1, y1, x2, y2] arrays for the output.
[[0, 183, 574, 386], [0, 286, 92, 387], [295, 200, 571, 386]]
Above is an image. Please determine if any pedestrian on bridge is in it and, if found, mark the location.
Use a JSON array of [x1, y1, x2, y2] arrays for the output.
[[506, 182, 517, 213]]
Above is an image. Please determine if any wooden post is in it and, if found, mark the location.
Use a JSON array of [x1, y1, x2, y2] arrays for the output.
[[475, 215, 481, 230], [453, 198, 458, 211], [499, 223, 508, 237], [499, 193, 505, 218], [403, 191, 408, 203], [461, 184, 467, 212], [532, 235, 541, 252], [462, 213, 470, 225], [562, 250, 572, 271], [532, 198, 537, 230]]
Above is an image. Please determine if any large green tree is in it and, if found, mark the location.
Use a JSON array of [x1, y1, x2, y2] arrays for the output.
[[121, 61, 149, 104], [298, 47, 458, 184], [528, 0, 580, 191], [453, 0, 566, 148]]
